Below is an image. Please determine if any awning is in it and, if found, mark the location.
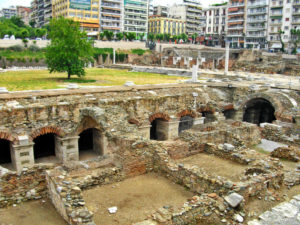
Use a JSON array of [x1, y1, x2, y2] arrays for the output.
[[271, 43, 282, 48], [87, 32, 98, 36]]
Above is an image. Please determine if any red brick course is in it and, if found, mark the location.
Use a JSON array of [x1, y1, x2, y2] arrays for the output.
[[30, 126, 64, 140], [149, 113, 170, 123]]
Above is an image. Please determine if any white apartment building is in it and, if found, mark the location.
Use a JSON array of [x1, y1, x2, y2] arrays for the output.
[[268, 0, 292, 51], [123, 0, 149, 34], [169, 0, 202, 36], [246, 0, 269, 49], [1, 7, 17, 19], [100, 0, 123, 33], [203, 4, 227, 46]]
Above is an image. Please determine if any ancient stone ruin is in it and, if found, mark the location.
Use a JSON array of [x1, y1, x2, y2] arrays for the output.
[[0, 72, 299, 224]]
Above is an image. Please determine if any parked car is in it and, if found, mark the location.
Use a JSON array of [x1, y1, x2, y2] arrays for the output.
[[3, 35, 9, 40], [35, 38, 42, 41]]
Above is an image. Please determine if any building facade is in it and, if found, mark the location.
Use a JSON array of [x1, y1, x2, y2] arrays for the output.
[[153, 6, 168, 16], [203, 4, 227, 46], [1, 7, 17, 19], [52, 0, 100, 36], [123, 0, 149, 35], [148, 15, 186, 35], [100, 0, 123, 33], [17, 6, 32, 25], [227, 0, 247, 48], [245, 0, 269, 49], [169, 0, 202, 36], [268, 0, 292, 51], [31, 0, 52, 27]]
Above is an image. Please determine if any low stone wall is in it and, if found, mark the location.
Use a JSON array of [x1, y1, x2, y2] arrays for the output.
[[0, 164, 53, 208], [46, 168, 95, 225]]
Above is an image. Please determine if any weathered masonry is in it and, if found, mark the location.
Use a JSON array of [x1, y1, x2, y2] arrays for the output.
[[0, 83, 299, 173]]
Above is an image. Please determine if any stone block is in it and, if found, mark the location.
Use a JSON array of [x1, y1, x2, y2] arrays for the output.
[[224, 193, 244, 208]]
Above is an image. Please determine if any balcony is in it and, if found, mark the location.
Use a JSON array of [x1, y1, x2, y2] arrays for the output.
[[247, 26, 266, 30], [228, 11, 244, 15], [246, 33, 266, 37], [247, 3, 268, 8], [247, 10, 267, 15], [293, 11, 300, 15], [228, 26, 244, 30]]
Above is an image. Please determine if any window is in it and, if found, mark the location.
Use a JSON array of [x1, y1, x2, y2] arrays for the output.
[[284, 26, 289, 30], [286, 18, 289, 21]]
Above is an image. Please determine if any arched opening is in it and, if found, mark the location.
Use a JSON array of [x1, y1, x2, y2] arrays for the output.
[[223, 109, 236, 120], [202, 111, 216, 124], [0, 139, 13, 170], [33, 133, 58, 163], [243, 98, 276, 125], [150, 118, 168, 141], [78, 128, 103, 160], [178, 116, 194, 134]]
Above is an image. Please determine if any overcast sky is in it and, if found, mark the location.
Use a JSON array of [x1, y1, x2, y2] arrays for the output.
[[0, 0, 224, 9]]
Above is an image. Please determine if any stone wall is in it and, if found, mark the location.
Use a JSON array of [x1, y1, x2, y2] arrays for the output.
[[0, 164, 53, 207]]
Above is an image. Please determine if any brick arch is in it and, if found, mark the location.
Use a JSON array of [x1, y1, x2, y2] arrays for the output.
[[76, 116, 103, 135], [149, 113, 170, 123], [177, 109, 197, 118], [0, 131, 18, 144], [31, 126, 64, 140]]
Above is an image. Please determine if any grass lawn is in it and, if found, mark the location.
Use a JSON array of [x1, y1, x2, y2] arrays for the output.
[[0, 68, 186, 91]]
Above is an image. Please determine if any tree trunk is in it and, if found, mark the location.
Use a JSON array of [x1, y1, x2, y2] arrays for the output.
[[68, 71, 71, 79]]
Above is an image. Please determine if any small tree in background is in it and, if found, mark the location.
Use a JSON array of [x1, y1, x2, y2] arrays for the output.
[[138, 33, 145, 41], [46, 17, 94, 79], [278, 30, 285, 52], [103, 30, 114, 41], [155, 34, 164, 42], [290, 29, 300, 54], [148, 33, 155, 42], [125, 32, 136, 41], [116, 32, 124, 41], [180, 33, 188, 43], [163, 33, 171, 42]]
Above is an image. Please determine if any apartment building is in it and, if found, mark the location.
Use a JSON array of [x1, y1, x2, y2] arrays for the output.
[[17, 6, 32, 25], [153, 6, 168, 16], [227, 0, 247, 48], [203, 4, 227, 46], [268, 0, 292, 51], [246, 0, 269, 49], [148, 15, 186, 35], [1, 7, 17, 19], [31, 0, 52, 27], [123, 0, 149, 35], [52, 0, 100, 35], [169, 0, 202, 36], [100, 0, 123, 33], [292, 0, 300, 29]]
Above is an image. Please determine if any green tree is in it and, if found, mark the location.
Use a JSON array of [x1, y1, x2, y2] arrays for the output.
[[103, 30, 114, 41], [116, 32, 124, 41], [148, 33, 155, 42], [125, 32, 136, 41], [10, 16, 25, 27], [191, 33, 198, 43], [278, 30, 285, 52], [290, 29, 300, 54], [180, 33, 188, 42], [155, 33, 164, 42], [29, 20, 36, 28], [99, 32, 105, 40], [20, 28, 29, 39], [46, 17, 94, 79], [138, 33, 145, 41], [163, 33, 171, 42]]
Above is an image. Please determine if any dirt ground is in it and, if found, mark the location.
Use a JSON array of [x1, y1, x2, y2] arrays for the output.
[[83, 173, 194, 225], [176, 153, 247, 182], [245, 185, 300, 221], [0, 198, 66, 225]]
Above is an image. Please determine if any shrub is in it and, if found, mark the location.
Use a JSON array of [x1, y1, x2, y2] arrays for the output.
[[131, 48, 146, 56], [33, 40, 37, 44], [22, 58, 26, 63], [102, 53, 108, 63], [28, 45, 40, 52], [0, 56, 2, 60], [118, 53, 126, 62], [22, 39, 29, 47], [93, 48, 113, 59], [35, 57, 39, 63], [29, 58, 33, 63], [6, 57, 15, 62], [8, 45, 24, 52], [17, 58, 22, 62]]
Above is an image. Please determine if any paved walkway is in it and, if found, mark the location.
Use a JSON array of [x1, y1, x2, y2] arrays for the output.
[[248, 195, 300, 225]]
